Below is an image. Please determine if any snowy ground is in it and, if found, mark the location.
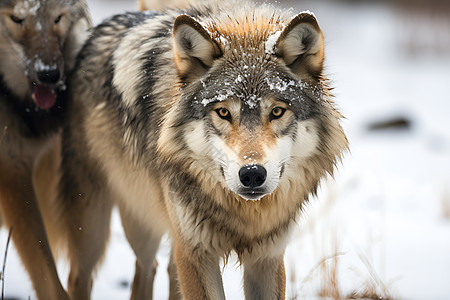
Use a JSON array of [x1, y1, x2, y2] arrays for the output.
[[2, 0, 450, 299]]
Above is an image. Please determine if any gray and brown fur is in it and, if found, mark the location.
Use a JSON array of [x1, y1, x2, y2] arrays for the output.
[[60, 1, 348, 299], [139, 0, 192, 11], [0, 0, 90, 299]]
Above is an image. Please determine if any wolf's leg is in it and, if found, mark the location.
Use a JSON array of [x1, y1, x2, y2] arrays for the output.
[[168, 247, 181, 300], [0, 162, 69, 300], [242, 254, 286, 300], [58, 134, 113, 300], [33, 134, 62, 255], [174, 239, 225, 300], [119, 206, 162, 300], [62, 187, 113, 300]]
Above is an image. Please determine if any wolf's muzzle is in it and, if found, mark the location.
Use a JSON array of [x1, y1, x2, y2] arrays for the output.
[[239, 164, 267, 188], [37, 69, 61, 85]]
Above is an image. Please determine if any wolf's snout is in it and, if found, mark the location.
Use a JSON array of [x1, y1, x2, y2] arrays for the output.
[[37, 69, 61, 85], [239, 164, 267, 188]]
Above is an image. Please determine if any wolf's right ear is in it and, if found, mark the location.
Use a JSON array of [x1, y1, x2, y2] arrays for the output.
[[173, 15, 222, 81]]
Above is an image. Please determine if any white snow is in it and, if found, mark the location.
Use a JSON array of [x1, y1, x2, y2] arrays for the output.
[[218, 35, 230, 50], [13, 0, 40, 16], [199, 87, 234, 106], [265, 76, 297, 92], [245, 94, 260, 109], [32, 57, 57, 72], [299, 9, 316, 19], [2, 0, 450, 299], [265, 27, 283, 55]]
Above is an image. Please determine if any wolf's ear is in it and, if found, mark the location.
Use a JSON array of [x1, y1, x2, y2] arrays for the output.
[[274, 12, 324, 79], [173, 15, 221, 81]]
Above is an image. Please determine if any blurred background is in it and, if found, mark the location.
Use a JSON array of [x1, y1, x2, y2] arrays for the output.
[[1, 0, 449, 299]]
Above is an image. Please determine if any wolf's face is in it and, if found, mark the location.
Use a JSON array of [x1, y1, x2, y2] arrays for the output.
[[182, 57, 323, 201], [0, 0, 89, 108], [212, 102, 322, 201], [166, 10, 332, 201]]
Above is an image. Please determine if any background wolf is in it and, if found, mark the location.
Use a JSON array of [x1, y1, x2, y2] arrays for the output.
[[60, 1, 348, 299], [0, 0, 90, 299]]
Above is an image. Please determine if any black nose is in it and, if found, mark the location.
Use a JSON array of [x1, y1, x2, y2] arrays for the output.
[[239, 164, 267, 188], [37, 69, 60, 85]]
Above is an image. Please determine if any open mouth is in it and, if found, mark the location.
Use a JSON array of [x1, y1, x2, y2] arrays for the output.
[[31, 85, 57, 110]]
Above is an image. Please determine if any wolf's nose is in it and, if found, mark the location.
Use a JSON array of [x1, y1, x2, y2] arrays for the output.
[[239, 164, 267, 188], [37, 69, 60, 85]]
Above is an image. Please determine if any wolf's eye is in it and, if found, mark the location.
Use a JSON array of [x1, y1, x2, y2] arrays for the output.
[[216, 108, 231, 121], [270, 107, 286, 120], [10, 15, 24, 25], [54, 14, 63, 24]]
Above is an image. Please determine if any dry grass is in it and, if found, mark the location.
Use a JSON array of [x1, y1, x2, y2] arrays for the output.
[[291, 249, 396, 300], [288, 177, 397, 300], [318, 252, 342, 298], [347, 252, 396, 300], [0, 127, 8, 300], [1, 228, 13, 300], [0, 128, 14, 299], [300, 251, 346, 299], [441, 186, 450, 220]]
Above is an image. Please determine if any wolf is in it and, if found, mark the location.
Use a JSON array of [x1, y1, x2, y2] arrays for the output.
[[0, 0, 90, 299], [139, 0, 191, 11], [60, 1, 348, 299]]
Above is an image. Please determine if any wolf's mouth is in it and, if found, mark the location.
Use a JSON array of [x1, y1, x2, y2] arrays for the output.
[[238, 189, 268, 201], [32, 85, 57, 110]]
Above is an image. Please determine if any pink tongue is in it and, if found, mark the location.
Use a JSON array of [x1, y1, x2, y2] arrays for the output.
[[33, 85, 56, 109]]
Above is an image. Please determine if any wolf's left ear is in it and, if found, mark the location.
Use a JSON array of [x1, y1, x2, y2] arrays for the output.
[[274, 12, 324, 79], [173, 15, 222, 81]]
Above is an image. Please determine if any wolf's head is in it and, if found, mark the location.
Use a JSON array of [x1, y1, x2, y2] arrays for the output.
[[0, 0, 90, 109], [160, 4, 347, 202]]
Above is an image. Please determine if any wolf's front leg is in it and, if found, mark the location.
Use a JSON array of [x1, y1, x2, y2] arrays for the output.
[[243, 254, 286, 300], [64, 192, 113, 300], [119, 204, 162, 300], [174, 239, 225, 300], [0, 169, 68, 300]]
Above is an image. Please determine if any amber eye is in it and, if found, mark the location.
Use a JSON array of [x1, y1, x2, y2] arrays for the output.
[[54, 14, 63, 24], [270, 107, 286, 120], [10, 15, 24, 25], [216, 107, 231, 121]]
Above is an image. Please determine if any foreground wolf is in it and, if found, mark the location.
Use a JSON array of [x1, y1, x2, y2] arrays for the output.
[[61, 1, 348, 298], [0, 0, 90, 299]]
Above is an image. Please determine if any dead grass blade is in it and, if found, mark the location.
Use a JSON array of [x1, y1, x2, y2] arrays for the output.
[[441, 186, 450, 219], [299, 251, 346, 294], [1, 227, 13, 300], [347, 251, 396, 300]]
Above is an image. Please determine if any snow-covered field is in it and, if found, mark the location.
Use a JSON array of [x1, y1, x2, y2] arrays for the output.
[[2, 0, 450, 299]]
